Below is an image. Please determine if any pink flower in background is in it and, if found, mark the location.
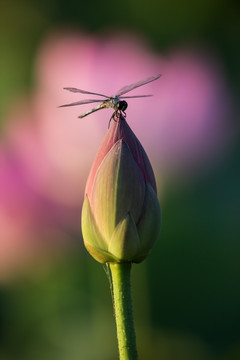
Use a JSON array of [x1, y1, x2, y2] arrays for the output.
[[34, 32, 233, 175], [0, 143, 80, 281], [0, 30, 234, 279]]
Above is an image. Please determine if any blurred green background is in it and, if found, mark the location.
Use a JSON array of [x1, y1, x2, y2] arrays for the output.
[[0, 0, 240, 359]]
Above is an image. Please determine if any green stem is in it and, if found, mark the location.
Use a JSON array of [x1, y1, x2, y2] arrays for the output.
[[109, 263, 138, 360]]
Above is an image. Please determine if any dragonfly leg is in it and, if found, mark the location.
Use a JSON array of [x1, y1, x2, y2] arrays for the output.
[[108, 110, 126, 128], [108, 112, 116, 128]]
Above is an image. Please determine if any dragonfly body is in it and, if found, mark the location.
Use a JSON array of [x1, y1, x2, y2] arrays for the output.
[[59, 74, 161, 121], [79, 97, 128, 119]]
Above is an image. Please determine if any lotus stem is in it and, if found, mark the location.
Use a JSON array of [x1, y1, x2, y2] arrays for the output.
[[109, 263, 138, 360]]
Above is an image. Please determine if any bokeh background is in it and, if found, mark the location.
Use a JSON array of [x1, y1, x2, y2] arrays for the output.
[[0, 0, 240, 359]]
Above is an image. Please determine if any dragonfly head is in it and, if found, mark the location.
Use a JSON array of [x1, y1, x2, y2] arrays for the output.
[[117, 100, 128, 112]]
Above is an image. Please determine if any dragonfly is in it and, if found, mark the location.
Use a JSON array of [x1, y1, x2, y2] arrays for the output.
[[59, 74, 161, 123]]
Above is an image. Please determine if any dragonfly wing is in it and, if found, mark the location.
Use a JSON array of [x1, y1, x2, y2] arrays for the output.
[[120, 95, 153, 99], [63, 87, 109, 98], [59, 99, 104, 107], [115, 74, 161, 97]]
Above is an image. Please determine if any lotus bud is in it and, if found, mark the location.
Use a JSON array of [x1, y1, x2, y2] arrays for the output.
[[81, 116, 161, 263]]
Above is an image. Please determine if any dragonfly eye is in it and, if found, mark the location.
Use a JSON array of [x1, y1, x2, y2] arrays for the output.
[[118, 100, 128, 112]]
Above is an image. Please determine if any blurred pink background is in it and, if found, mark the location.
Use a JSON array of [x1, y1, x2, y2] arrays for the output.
[[0, 31, 235, 280]]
